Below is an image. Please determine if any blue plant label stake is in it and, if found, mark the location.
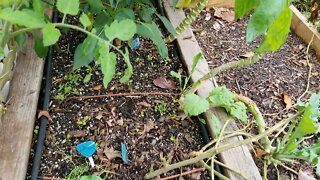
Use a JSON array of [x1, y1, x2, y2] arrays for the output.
[[76, 141, 97, 168], [121, 142, 128, 164], [128, 38, 140, 50]]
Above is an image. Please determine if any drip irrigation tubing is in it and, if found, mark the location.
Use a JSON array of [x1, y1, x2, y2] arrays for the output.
[[154, 0, 222, 178], [30, 10, 57, 180]]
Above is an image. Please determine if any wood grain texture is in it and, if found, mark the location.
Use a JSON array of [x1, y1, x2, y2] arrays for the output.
[[0, 35, 44, 180], [290, 5, 320, 58], [188, 0, 234, 8], [163, 1, 262, 179]]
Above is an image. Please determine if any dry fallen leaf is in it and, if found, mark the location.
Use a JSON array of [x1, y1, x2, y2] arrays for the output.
[[283, 94, 292, 110], [143, 120, 155, 133], [254, 148, 267, 158], [220, 10, 235, 22], [38, 110, 52, 123], [93, 85, 102, 90], [153, 77, 176, 89], [104, 146, 121, 160], [137, 101, 151, 108], [111, 107, 116, 117], [69, 130, 86, 138], [240, 51, 254, 58], [299, 170, 317, 180], [95, 112, 104, 120], [97, 149, 109, 163]]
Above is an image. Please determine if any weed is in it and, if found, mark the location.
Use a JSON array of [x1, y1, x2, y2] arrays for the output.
[[155, 102, 168, 115], [77, 116, 90, 126]]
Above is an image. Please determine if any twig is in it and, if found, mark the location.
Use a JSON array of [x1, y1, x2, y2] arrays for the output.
[[68, 92, 179, 99], [298, 34, 314, 100], [215, 118, 232, 148], [279, 163, 298, 175], [199, 161, 230, 180], [159, 167, 205, 180], [211, 157, 215, 180], [212, 159, 248, 179]]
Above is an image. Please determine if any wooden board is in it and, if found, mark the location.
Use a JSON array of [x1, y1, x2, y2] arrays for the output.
[[0, 35, 45, 180], [188, 0, 234, 8], [163, 1, 262, 179], [290, 5, 320, 58]]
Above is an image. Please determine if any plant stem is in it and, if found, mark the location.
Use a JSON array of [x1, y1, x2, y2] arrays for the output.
[[185, 54, 263, 94], [164, 0, 208, 43], [235, 94, 272, 152], [144, 111, 302, 179], [212, 159, 247, 179], [0, 21, 11, 48]]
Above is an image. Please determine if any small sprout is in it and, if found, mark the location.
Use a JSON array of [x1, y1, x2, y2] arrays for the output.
[[33, 125, 40, 135], [77, 116, 90, 126], [170, 136, 176, 143]]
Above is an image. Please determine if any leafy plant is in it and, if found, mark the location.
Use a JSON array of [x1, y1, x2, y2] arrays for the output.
[[155, 102, 169, 116], [55, 70, 84, 100]]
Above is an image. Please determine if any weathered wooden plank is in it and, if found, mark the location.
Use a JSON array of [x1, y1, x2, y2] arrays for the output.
[[163, 1, 262, 179], [188, 0, 234, 8], [0, 35, 44, 180], [290, 5, 320, 58]]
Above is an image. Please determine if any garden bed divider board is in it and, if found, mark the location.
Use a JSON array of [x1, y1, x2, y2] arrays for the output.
[[162, 0, 262, 179], [290, 5, 320, 58], [0, 35, 45, 180]]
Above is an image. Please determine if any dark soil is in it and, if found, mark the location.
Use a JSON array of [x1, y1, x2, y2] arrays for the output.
[[28, 23, 210, 180], [191, 9, 320, 179]]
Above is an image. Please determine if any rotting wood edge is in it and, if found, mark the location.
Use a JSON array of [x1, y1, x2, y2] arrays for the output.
[[162, 0, 262, 179], [0, 31, 45, 180]]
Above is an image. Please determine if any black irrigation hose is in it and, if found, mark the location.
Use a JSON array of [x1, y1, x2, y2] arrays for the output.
[[154, 0, 222, 178], [30, 10, 58, 180]]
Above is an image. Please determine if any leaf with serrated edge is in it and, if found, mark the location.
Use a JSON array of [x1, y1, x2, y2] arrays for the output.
[[208, 86, 234, 107], [98, 41, 116, 87], [104, 19, 136, 41], [0, 8, 45, 28], [42, 23, 61, 46], [211, 114, 221, 137], [183, 93, 209, 116], [56, 0, 79, 15], [228, 101, 247, 121]]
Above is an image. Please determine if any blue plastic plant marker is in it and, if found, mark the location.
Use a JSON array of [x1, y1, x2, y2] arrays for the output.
[[147, 7, 154, 15], [121, 142, 128, 164], [128, 38, 140, 50], [76, 141, 96, 168]]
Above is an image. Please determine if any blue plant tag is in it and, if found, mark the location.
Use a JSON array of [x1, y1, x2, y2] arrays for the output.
[[128, 38, 140, 50], [76, 141, 96, 158], [121, 142, 128, 164]]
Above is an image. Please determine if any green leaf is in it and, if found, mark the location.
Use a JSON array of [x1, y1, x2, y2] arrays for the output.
[[15, 33, 26, 49], [73, 35, 97, 69], [175, 0, 191, 8], [33, 0, 44, 18], [34, 34, 48, 58], [119, 48, 133, 83], [137, 22, 168, 58], [87, 0, 105, 13], [170, 71, 182, 86], [56, 0, 79, 15], [235, 0, 260, 19], [183, 93, 209, 116], [80, 13, 91, 28], [246, 0, 286, 42], [0, 8, 45, 28], [190, 52, 203, 75], [115, 8, 135, 21], [104, 19, 136, 41], [98, 41, 116, 87], [210, 114, 221, 137], [80, 175, 102, 180], [42, 23, 61, 46], [156, 14, 176, 35], [228, 101, 248, 122], [208, 86, 234, 107], [139, 7, 153, 23], [0, 48, 3, 59], [283, 94, 320, 152], [255, 5, 292, 52], [83, 74, 92, 83]]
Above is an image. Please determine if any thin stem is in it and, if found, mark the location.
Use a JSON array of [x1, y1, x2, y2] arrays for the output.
[[211, 157, 214, 180], [215, 118, 232, 148], [62, 13, 67, 24], [0, 21, 11, 48], [213, 159, 247, 179], [279, 163, 298, 175]]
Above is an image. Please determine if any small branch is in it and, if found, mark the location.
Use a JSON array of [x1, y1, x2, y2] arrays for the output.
[[215, 118, 232, 148], [185, 54, 263, 94], [68, 92, 179, 100], [159, 167, 205, 180], [212, 159, 247, 179], [199, 161, 230, 180], [298, 34, 314, 100], [279, 163, 298, 175]]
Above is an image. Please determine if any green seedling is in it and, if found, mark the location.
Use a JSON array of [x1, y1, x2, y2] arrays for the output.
[[67, 164, 89, 180], [77, 116, 90, 126], [33, 125, 40, 135], [155, 102, 168, 116]]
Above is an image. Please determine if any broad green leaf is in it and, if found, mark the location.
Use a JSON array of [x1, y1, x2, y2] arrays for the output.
[[115, 8, 135, 21], [80, 13, 91, 28], [137, 22, 168, 58], [119, 48, 133, 83], [190, 52, 203, 75], [283, 94, 320, 152], [293, 141, 320, 173], [83, 74, 92, 83], [104, 19, 136, 41], [73, 35, 97, 69], [246, 0, 286, 42], [0, 8, 45, 28], [79, 175, 103, 180], [33, 0, 44, 18], [139, 7, 153, 23], [255, 5, 292, 52], [156, 14, 176, 35], [42, 23, 61, 46], [235, 0, 260, 19], [211, 114, 221, 137], [87, 0, 105, 13], [98, 41, 116, 87], [183, 93, 209, 116], [15, 33, 26, 49], [208, 86, 234, 107], [34, 34, 48, 58], [94, 12, 113, 32], [56, 0, 79, 15], [228, 101, 248, 121]]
